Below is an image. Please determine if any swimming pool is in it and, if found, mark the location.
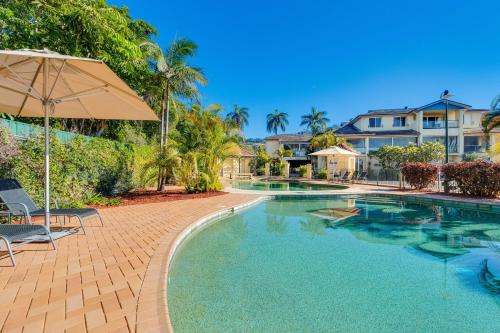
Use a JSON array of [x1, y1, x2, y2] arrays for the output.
[[168, 195, 500, 332], [230, 179, 348, 191]]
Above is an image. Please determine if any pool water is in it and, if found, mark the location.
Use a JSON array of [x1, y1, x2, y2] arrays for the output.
[[230, 179, 348, 191], [168, 196, 500, 332]]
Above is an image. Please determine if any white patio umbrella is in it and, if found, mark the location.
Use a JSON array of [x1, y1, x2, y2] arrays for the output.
[[0, 49, 158, 228]]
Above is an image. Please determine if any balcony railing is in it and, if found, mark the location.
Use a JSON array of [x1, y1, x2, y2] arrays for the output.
[[464, 145, 486, 153], [423, 120, 459, 129]]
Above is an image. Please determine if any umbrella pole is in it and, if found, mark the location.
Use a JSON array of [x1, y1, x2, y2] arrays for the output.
[[43, 59, 51, 230]]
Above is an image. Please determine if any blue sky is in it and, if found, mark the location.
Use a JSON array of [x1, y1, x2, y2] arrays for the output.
[[111, 0, 500, 138]]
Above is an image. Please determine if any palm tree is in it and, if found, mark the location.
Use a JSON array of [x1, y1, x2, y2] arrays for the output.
[[142, 38, 207, 190], [226, 104, 249, 131], [266, 109, 289, 135], [483, 95, 500, 133], [300, 107, 330, 135]]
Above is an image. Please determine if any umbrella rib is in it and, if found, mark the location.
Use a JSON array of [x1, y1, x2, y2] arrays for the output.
[[48, 62, 95, 119], [0, 82, 41, 100], [0, 58, 42, 99], [53, 85, 108, 103], [17, 60, 44, 117], [65, 62, 144, 101], [47, 60, 66, 99], [0, 58, 36, 74]]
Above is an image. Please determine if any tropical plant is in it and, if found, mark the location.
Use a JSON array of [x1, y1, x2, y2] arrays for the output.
[[316, 168, 328, 179], [441, 162, 500, 197], [309, 130, 347, 151], [401, 162, 439, 190], [226, 104, 249, 131], [249, 146, 272, 175], [174, 104, 238, 192], [483, 95, 500, 133], [141, 38, 207, 190], [266, 109, 289, 135], [300, 107, 329, 135], [369, 142, 445, 170]]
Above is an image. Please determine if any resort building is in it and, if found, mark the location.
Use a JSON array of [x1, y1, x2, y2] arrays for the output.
[[335, 99, 500, 173], [264, 133, 312, 174]]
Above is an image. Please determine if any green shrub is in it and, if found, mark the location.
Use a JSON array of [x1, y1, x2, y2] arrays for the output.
[[401, 162, 439, 190], [316, 168, 327, 179], [9, 132, 153, 207], [441, 162, 500, 197], [298, 165, 308, 177]]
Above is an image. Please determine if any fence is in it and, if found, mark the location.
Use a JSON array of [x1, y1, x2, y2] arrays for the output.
[[0, 118, 92, 142]]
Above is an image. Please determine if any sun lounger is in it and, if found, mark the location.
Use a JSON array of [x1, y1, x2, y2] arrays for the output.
[[0, 179, 103, 234], [0, 224, 55, 266]]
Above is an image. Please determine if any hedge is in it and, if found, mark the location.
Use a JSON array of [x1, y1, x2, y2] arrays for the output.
[[441, 161, 500, 197], [0, 127, 155, 207], [401, 162, 439, 190]]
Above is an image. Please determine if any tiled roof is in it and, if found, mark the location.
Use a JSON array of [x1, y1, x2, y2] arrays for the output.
[[365, 108, 416, 115], [264, 133, 313, 142]]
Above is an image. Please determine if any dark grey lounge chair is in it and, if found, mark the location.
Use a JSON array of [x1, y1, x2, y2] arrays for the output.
[[0, 179, 103, 234], [357, 171, 368, 182], [0, 224, 55, 266]]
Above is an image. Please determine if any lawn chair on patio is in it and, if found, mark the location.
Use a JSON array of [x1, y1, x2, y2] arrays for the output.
[[357, 171, 368, 183], [340, 171, 351, 183], [0, 224, 56, 266], [332, 170, 346, 183], [0, 179, 103, 234], [350, 171, 358, 183]]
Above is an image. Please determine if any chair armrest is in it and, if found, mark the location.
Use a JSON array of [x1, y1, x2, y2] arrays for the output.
[[0, 202, 32, 224]]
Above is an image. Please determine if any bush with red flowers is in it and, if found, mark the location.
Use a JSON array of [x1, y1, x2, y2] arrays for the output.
[[401, 162, 439, 190], [441, 161, 500, 197]]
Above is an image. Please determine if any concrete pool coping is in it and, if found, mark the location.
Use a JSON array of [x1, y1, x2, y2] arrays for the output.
[[155, 189, 499, 332]]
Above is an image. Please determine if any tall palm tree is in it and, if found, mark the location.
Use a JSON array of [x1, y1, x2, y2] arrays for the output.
[[300, 107, 330, 135], [226, 104, 249, 131], [266, 109, 289, 135], [142, 38, 207, 190]]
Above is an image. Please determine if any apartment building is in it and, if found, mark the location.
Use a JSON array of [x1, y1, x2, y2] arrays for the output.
[[264, 133, 312, 174], [335, 99, 499, 172]]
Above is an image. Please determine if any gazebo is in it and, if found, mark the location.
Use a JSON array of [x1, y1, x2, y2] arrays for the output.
[[309, 146, 359, 180], [223, 146, 257, 179]]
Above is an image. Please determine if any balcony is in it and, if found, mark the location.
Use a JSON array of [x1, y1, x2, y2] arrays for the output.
[[423, 120, 458, 129]]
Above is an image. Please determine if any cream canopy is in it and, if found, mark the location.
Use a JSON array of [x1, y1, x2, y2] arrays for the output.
[[309, 146, 359, 156], [0, 49, 158, 120], [0, 49, 158, 229]]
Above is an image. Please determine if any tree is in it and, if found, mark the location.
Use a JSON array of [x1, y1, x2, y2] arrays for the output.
[[226, 104, 249, 131], [266, 109, 289, 135], [141, 38, 207, 190], [300, 107, 329, 135], [0, 0, 158, 137], [309, 130, 347, 151], [369, 142, 445, 170], [482, 95, 500, 150]]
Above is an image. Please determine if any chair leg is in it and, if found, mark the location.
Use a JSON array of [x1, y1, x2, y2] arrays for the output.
[[46, 230, 56, 250], [1, 237, 15, 267], [77, 217, 86, 235], [97, 213, 104, 227]]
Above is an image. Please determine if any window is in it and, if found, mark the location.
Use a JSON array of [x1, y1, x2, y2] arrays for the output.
[[368, 117, 382, 128], [423, 116, 441, 129], [422, 136, 458, 153], [346, 138, 365, 153], [369, 137, 392, 151], [464, 136, 483, 153], [393, 117, 406, 127], [393, 137, 417, 147]]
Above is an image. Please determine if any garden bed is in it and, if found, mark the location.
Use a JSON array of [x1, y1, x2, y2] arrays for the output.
[[91, 187, 227, 208]]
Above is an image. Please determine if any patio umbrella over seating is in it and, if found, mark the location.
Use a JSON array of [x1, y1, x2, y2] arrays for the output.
[[0, 49, 158, 228]]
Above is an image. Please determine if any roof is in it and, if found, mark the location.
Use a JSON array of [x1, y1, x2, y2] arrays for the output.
[[334, 124, 419, 136], [365, 108, 416, 116], [227, 145, 257, 157], [309, 146, 359, 156], [264, 133, 313, 142]]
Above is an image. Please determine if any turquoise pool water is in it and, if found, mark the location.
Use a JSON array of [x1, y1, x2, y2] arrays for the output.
[[168, 196, 500, 332], [231, 179, 348, 191]]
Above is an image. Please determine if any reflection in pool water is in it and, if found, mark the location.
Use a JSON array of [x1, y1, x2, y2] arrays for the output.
[[231, 179, 348, 191], [168, 195, 500, 332]]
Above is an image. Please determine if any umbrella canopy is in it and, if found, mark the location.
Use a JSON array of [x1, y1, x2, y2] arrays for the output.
[[0, 49, 157, 120], [0, 49, 158, 229], [309, 146, 359, 156]]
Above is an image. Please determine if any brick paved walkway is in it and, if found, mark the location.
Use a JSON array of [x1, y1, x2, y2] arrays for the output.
[[0, 193, 260, 333]]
